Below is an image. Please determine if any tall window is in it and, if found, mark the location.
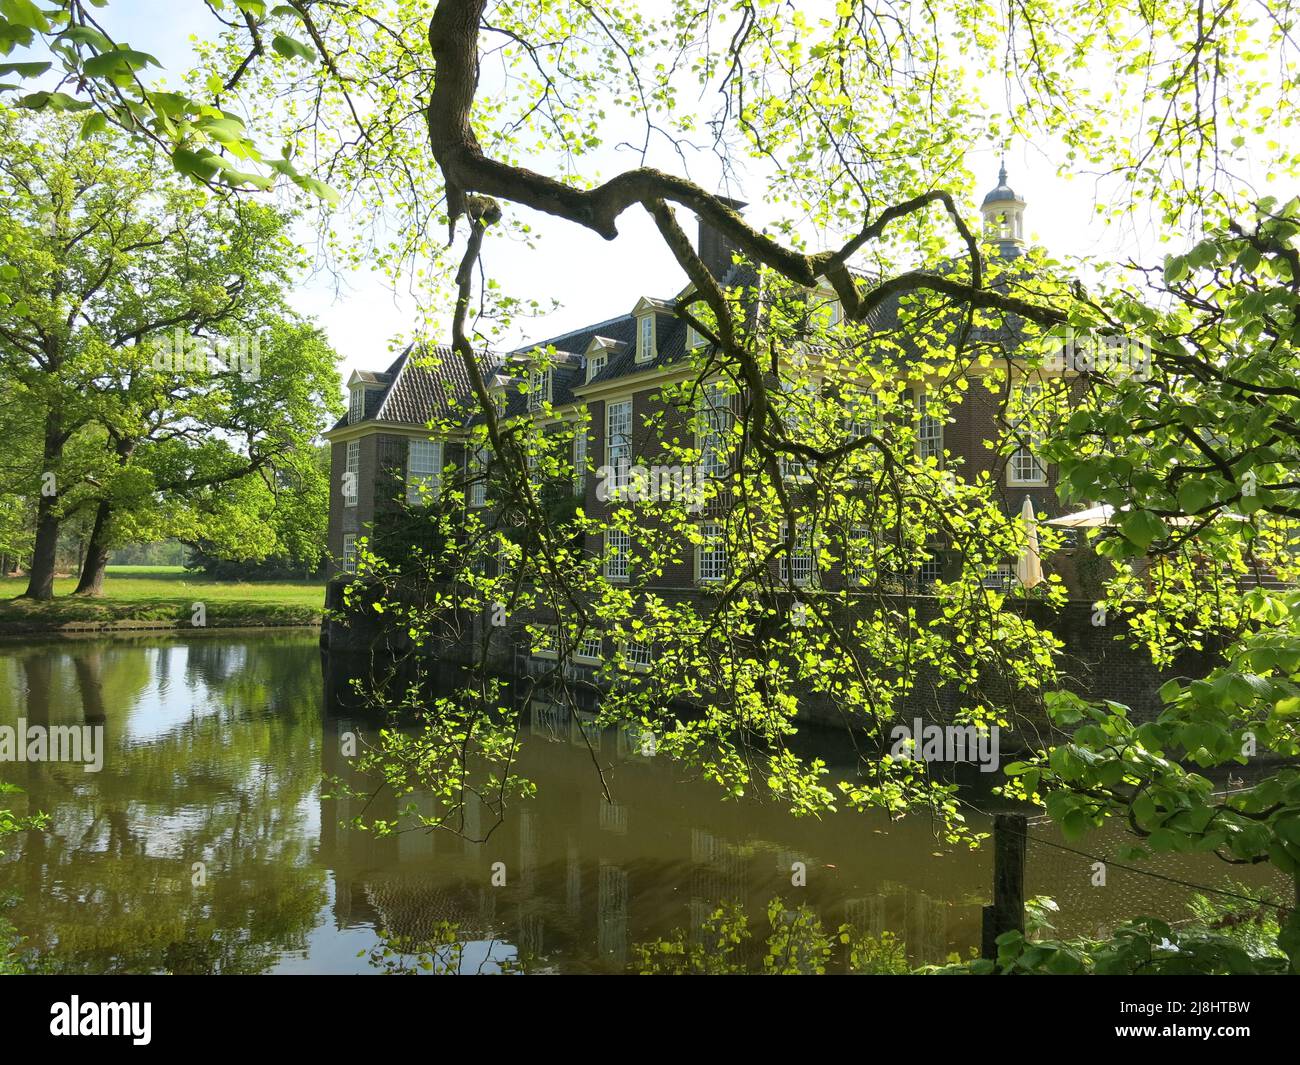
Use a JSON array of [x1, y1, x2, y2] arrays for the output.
[[587, 351, 607, 382], [573, 427, 588, 497], [531, 625, 560, 659], [342, 534, 358, 573], [916, 390, 944, 465], [696, 522, 726, 583], [1009, 384, 1047, 484], [604, 528, 631, 581], [406, 439, 441, 504], [779, 522, 815, 585], [349, 386, 365, 424], [698, 381, 732, 480], [846, 523, 871, 585], [915, 557, 944, 590], [528, 365, 552, 411], [468, 446, 488, 507], [780, 376, 817, 479], [606, 399, 632, 494], [844, 388, 877, 441], [621, 638, 653, 669], [576, 633, 603, 663], [637, 315, 654, 361], [344, 441, 359, 507]]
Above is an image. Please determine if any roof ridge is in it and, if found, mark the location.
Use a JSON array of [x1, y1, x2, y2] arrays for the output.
[[374, 344, 418, 422], [509, 310, 647, 354]]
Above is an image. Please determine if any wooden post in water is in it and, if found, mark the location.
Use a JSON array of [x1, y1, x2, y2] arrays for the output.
[[981, 813, 1027, 961]]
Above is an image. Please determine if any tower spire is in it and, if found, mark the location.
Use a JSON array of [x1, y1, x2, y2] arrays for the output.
[[980, 163, 1026, 258]]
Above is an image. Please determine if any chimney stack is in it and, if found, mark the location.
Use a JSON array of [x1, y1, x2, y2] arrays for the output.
[[696, 195, 748, 281]]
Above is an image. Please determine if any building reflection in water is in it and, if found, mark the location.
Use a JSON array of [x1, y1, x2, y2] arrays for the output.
[[318, 658, 991, 973], [2, 634, 1282, 974]]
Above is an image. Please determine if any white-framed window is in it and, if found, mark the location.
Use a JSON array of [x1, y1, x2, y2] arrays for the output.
[[620, 637, 654, 670], [604, 528, 631, 581], [573, 427, 588, 497], [686, 321, 708, 349], [343, 441, 359, 507], [587, 351, 607, 383], [527, 365, 553, 412], [780, 375, 817, 479], [637, 314, 655, 362], [698, 380, 732, 480], [844, 388, 877, 441], [809, 292, 842, 336], [915, 557, 944, 590], [531, 624, 560, 659], [982, 563, 1017, 590], [605, 399, 632, 494], [846, 523, 871, 585], [406, 438, 441, 504], [349, 386, 365, 424], [1008, 384, 1047, 485], [468, 446, 488, 507], [342, 533, 358, 573], [916, 390, 944, 465], [779, 521, 816, 585], [696, 522, 726, 583], [575, 634, 603, 663]]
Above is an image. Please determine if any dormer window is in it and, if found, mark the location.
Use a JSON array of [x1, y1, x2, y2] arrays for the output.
[[637, 314, 655, 362], [527, 365, 552, 411], [349, 386, 365, 424], [587, 351, 607, 383]]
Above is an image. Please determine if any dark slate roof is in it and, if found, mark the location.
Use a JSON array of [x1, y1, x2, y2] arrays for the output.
[[331, 345, 501, 431], [861, 254, 1040, 360]]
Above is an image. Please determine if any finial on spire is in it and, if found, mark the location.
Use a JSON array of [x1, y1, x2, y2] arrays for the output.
[[998, 160, 1007, 185]]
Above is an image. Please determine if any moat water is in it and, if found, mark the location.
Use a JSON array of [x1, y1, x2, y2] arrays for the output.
[[0, 632, 1287, 973]]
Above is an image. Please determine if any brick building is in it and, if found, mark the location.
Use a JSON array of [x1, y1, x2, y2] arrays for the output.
[[324, 170, 1079, 597]]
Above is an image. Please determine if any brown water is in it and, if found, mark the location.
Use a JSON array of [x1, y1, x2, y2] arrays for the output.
[[0, 632, 1287, 973]]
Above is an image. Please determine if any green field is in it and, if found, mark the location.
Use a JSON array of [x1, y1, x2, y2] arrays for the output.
[[0, 568, 326, 632]]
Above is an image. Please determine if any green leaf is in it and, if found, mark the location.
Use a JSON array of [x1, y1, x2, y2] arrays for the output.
[[1175, 478, 1215, 514], [291, 172, 339, 205], [1118, 509, 1167, 550], [0, 0, 52, 33], [58, 25, 113, 51], [82, 48, 161, 78], [78, 111, 108, 139], [17, 91, 93, 112], [0, 61, 50, 76], [271, 33, 315, 61], [171, 146, 221, 181]]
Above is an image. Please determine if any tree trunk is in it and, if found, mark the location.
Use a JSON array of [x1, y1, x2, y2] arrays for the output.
[[73, 499, 113, 596], [21, 413, 65, 600], [23, 491, 60, 600]]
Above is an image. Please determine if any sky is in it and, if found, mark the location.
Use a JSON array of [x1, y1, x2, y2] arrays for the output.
[[45, 1, 1196, 394]]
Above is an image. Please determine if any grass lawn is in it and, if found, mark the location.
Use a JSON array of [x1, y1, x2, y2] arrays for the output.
[[0, 569, 325, 632]]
